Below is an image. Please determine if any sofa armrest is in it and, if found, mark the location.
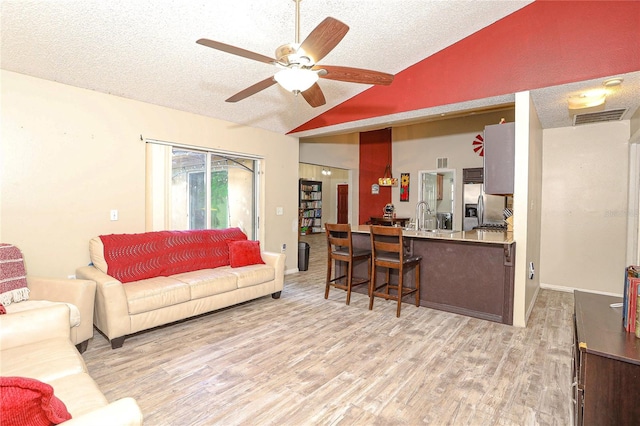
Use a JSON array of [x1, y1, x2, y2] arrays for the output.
[[75, 266, 131, 342], [262, 251, 285, 292], [27, 276, 96, 344], [62, 397, 143, 426], [0, 304, 70, 350]]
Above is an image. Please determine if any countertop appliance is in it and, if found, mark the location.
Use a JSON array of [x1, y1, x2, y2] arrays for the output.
[[463, 183, 506, 231]]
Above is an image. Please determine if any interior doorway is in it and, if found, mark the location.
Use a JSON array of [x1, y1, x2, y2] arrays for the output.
[[337, 184, 349, 223]]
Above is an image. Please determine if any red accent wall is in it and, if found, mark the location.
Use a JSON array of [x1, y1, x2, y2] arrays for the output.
[[290, 1, 640, 134], [359, 128, 392, 224]]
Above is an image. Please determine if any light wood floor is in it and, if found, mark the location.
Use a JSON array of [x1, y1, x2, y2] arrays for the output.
[[82, 233, 574, 425]]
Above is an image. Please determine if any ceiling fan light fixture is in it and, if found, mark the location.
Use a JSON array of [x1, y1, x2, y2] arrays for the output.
[[274, 68, 318, 93]]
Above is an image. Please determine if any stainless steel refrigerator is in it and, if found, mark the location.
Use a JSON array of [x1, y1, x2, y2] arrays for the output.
[[462, 183, 506, 230]]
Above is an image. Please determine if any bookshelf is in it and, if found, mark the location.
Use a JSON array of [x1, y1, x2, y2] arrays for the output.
[[299, 179, 322, 235]]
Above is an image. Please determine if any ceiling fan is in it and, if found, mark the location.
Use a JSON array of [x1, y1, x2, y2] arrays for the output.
[[196, 0, 394, 108]]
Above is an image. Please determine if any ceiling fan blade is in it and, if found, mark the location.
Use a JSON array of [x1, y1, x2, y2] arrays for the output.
[[315, 65, 394, 86], [226, 77, 277, 103], [197, 38, 275, 65], [301, 83, 326, 108], [299, 17, 349, 63]]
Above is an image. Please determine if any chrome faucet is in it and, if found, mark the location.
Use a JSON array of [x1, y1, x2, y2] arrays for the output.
[[415, 201, 431, 231]]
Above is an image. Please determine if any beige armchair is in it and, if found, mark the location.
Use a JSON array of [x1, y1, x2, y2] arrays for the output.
[[1, 244, 96, 353], [0, 304, 144, 424]]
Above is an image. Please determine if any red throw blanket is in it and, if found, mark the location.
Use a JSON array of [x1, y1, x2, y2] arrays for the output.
[[0, 244, 29, 305], [100, 228, 247, 283]]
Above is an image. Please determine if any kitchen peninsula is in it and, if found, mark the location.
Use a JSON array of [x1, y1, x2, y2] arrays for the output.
[[350, 226, 515, 324]]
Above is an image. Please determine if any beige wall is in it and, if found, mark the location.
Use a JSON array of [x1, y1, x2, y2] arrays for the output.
[[540, 120, 630, 295], [1, 70, 300, 276]]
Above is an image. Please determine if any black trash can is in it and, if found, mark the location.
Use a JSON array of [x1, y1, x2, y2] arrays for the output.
[[298, 241, 310, 271]]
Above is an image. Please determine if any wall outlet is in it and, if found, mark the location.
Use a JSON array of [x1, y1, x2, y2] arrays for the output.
[[281, 243, 286, 253], [67, 274, 76, 279]]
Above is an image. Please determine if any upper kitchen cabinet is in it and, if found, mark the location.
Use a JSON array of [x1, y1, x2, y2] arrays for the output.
[[483, 122, 515, 195]]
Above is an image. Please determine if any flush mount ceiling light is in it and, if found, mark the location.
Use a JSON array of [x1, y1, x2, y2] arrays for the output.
[[603, 77, 623, 87], [568, 89, 607, 110], [274, 67, 319, 94]]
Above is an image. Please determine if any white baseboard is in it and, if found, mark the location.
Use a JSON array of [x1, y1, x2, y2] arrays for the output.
[[284, 268, 299, 275], [540, 282, 623, 298]]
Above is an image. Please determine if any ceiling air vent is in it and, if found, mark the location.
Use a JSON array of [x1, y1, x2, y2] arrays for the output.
[[437, 157, 448, 169], [573, 108, 627, 126]]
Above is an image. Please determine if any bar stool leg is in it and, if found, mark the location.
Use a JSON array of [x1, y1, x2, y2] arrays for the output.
[[346, 260, 353, 305], [369, 261, 376, 311], [396, 270, 403, 318], [415, 264, 421, 307], [325, 256, 332, 300], [385, 268, 391, 297]]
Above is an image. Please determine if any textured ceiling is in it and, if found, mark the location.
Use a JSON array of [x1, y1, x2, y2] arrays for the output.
[[1, 1, 638, 136]]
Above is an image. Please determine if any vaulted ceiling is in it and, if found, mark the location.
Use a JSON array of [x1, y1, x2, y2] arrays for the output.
[[2, 1, 639, 138]]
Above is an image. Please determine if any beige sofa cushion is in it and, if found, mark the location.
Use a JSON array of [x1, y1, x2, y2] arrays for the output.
[[172, 269, 238, 299], [226, 264, 276, 288], [48, 372, 109, 418], [0, 338, 86, 382], [88, 237, 108, 274], [5, 300, 81, 327], [123, 276, 190, 315]]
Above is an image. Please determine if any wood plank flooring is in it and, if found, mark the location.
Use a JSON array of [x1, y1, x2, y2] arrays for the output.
[[82, 233, 574, 425]]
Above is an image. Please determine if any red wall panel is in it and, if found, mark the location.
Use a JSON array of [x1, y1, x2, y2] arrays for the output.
[[359, 128, 392, 224], [290, 1, 640, 134]]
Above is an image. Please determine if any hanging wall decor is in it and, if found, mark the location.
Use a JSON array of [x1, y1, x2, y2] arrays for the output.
[[378, 164, 398, 186], [400, 173, 410, 202], [472, 134, 484, 157]]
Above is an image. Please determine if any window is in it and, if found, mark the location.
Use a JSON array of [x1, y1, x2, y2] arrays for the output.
[[146, 141, 259, 239]]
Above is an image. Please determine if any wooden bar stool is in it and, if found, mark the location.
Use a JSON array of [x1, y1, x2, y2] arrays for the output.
[[325, 223, 371, 305], [369, 225, 422, 317]]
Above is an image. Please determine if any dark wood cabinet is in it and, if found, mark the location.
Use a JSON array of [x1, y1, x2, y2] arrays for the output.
[[350, 232, 515, 325], [573, 291, 640, 425], [483, 122, 515, 195]]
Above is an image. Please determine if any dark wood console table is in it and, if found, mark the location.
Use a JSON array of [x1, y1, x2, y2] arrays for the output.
[[573, 290, 640, 425]]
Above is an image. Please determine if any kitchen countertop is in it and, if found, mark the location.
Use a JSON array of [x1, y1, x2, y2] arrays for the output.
[[351, 225, 514, 245]]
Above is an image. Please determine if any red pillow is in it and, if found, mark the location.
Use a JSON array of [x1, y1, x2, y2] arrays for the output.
[[227, 240, 265, 268], [0, 376, 72, 426]]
